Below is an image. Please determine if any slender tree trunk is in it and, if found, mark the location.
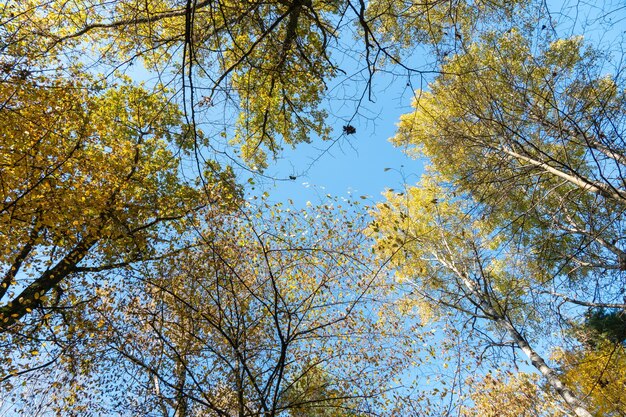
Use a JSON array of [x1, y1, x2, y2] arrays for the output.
[[449, 265, 594, 417], [173, 362, 188, 417], [499, 319, 593, 417]]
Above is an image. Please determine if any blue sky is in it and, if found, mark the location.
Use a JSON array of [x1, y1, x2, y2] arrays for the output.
[[251, 70, 428, 208], [250, 0, 626, 209]]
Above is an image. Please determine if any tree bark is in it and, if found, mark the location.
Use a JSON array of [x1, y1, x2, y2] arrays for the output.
[[499, 318, 593, 417]]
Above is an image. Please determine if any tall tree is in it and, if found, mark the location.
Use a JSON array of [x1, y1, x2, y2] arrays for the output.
[[2, 199, 412, 416], [0, 69, 243, 395], [0, 73, 201, 328], [371, 12, 626, 417]]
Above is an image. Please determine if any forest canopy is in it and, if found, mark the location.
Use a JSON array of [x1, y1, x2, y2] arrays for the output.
[[1, 0, 626, 416]]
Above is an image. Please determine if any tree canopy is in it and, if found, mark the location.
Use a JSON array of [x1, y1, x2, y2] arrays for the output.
[[2, 0, 626, 416], [371, 7, 626, 417]]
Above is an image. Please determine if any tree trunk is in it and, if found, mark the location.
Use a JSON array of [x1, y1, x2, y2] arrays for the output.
[[499, 318, 593, 417]]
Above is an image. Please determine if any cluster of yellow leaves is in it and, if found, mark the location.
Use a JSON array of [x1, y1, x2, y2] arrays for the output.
[[0, 73, 194, 252], [393, 31, 588, 184], [369, 175, 544, 326], [0, 68, 228, 331], [389, 31, 621, 244], [4, 0, 340, 169], [556, 342, 626, 416], [366, 0, 527, 57], [461, 371, 565, 417]]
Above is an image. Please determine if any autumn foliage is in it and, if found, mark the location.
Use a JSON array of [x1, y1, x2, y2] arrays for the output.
[[2, 0, 626, 416]]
